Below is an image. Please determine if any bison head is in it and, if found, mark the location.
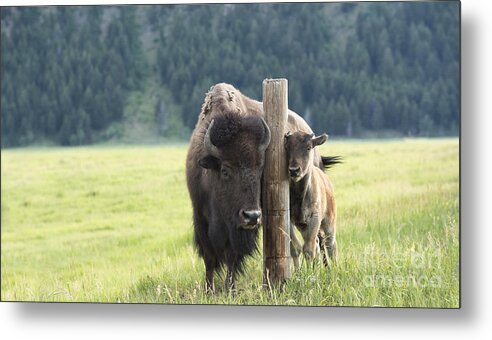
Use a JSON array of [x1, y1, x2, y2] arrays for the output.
[[285, 131, 328, 182], [198, 113, 271, 231]]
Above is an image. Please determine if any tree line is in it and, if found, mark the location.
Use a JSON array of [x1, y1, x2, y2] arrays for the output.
[[1, 6, 145, 146], [1, 2, 459, 147]]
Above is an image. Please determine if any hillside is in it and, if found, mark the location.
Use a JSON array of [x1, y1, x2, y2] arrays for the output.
[[0, 3, 460, 147]]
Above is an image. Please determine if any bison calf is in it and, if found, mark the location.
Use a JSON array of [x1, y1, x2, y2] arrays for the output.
[[285, 131, 339, 268]]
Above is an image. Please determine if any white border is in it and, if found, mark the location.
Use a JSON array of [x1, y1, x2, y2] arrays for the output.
[[2, 1, 491, 339]]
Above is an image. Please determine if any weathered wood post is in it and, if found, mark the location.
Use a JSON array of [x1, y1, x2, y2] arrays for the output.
[[262, 78, 291, 288]]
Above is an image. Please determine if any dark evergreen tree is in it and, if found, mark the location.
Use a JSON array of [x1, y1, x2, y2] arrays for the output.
[[1, 2, 460, 147]]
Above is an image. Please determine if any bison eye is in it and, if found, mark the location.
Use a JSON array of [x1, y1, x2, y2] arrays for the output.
[[221, 168, 230, 179]]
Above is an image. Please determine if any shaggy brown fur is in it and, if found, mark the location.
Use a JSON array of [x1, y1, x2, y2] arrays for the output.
[[186, 109, 270, 292], [285, 131, 338, 268]]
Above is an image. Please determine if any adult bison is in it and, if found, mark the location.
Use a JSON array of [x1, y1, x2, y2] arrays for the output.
[[186, 110, 270, 291], [186, 83, 324, 291]]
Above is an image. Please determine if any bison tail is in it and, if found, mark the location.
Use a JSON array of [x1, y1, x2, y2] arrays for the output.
[[320, 156, 343, 171]]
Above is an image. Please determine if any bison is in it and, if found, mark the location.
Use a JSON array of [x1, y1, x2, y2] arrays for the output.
[[186, 83, 324, 291], [186, 110, 270, 291], [285, 131, 341, 269]]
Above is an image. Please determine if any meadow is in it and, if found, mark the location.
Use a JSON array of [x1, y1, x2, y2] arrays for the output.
[[0, 139, 459, 307]]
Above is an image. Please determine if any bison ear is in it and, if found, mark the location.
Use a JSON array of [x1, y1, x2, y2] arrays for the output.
[[284, 131, 292, 148], [312, 134, 328, 147], [199, 155, 221, 170]]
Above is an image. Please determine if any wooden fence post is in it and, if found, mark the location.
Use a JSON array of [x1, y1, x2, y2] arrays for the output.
[[262, 78, 291, 288]]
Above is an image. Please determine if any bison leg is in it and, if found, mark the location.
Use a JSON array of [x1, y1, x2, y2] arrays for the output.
[[290, 223, 302, 270], [320, 221, 338, 266], [205, 259, 216, 293], [225, 269, 236, 292], [224, 249, 239, 291], [193, 213, 217, 293], [300, 215, 321, 262], [318, 232, 328, 266], [327, 232, 338, 264]]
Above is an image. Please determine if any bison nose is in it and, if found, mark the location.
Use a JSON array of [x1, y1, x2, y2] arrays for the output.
[[289, 167, 301, 177], [240, 209, 262, 226]]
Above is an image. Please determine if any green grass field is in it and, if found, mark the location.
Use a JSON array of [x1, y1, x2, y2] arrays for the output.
[[1, 139, 459, 307]]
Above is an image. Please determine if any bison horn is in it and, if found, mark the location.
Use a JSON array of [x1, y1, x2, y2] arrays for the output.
[[259, 118, 271, 153], [204, 119, 221, 158]]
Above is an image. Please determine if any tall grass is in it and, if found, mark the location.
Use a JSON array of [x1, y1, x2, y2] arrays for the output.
[[1, 139, 459, 307]]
